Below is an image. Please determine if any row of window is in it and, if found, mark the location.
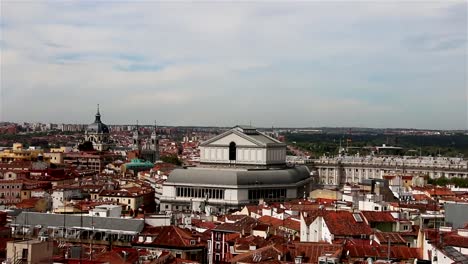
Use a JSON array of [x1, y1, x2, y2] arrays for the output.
[[0, 185, 21, 189], [176, 187, 225, 200], [0, 199, 20, 204], [248, 188, 286, 200], [0, 193, 21, 197]]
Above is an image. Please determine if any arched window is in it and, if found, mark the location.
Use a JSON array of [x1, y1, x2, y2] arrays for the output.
[[229, 142, 236, 161]]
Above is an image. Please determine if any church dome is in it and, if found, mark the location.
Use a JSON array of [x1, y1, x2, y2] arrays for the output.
[[86, 106, 109, 134]]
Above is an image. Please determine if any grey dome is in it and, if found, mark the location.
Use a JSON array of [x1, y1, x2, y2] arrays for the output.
[[87, 107, 109, 134]]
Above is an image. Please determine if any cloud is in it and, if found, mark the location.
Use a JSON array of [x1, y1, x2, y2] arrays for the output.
[[0, 1, 466, 129]]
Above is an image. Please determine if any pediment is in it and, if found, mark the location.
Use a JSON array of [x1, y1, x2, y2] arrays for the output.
[[200, 130, 264, 147]]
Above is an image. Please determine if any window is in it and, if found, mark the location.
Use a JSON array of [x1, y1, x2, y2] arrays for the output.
[[353, 213, 363, 222], [403, 225, 409, 230], [248, 188, 286, 200], [229, 142, 236, 161], [215, 242, 221, 250]]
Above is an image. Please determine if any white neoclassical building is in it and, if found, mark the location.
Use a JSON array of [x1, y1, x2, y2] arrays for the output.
[[160, 126, 312, 213], [199, 126, 287, 168]]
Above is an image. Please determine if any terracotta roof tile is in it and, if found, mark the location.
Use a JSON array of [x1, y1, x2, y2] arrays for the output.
[[374, 232, 407, 244], [362, 211, 397, 223], [135, 226, 203, 248], [323, 211, 373, 236], [290, 242, 342, 263]]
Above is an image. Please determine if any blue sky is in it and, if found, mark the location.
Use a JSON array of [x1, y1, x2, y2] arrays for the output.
[[0, 1, 466, 129]]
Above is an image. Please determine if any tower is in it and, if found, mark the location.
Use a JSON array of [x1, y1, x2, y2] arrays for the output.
[[84, 105, 111, 151], [150, 121, 160, 162], [132, 121, 141, 152]]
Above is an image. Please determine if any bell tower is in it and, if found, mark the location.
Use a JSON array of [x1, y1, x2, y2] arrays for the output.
[[132, 120, 141, 151], [150, 121, 160, 161]]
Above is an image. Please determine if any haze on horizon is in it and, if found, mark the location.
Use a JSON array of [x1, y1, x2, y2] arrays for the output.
[[0, 1, 466, 130]]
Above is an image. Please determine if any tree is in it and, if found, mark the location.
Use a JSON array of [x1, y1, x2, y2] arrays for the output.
[[78, 141, 94, 151], [161, 154, 182, 166]]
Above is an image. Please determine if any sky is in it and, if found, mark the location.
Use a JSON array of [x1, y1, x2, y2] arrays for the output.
[[0, 1, 466, 129]]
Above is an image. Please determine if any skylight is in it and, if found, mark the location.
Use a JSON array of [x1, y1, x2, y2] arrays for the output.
[[353, 213, 363, 222]]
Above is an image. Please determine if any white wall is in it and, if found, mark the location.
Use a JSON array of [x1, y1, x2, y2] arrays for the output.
[[201, 146, 267, 165], [209, 133, 258, 146], [200, 133, 286, 165]]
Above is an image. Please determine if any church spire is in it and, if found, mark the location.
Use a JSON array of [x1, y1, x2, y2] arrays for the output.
[[94, 104, 101, 123]]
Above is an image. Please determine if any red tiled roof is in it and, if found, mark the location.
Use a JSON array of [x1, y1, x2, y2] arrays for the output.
[[258, 215, 283, 227], [214, 216, 257, 234], [323, 211, 373, 236], [362, 211, 397, 223], [412, 194, 432, 201], [253, 223, 269, 232], [135, 225, 203, 248], [415, 186, 455, 197], [441, 232, 468, 248], [191, 219, 218, 230], [230, 244, 284, 263], [302, 210, 322, 226], [92, 248, 140, 264], [15, 198, 41, 209], [374, 232, 407, 244], [233, 235, 271, 251], [290, 242, 342, 264], [345, 240, 420, 259], [283, 218, 301, 231]]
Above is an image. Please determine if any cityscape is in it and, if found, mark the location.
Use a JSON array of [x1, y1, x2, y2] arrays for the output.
[[1, 1, 467, 264]]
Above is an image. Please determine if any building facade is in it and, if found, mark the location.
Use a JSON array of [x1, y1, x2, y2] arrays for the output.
[[314, 156, 468, 186], [160, 126, 312, 213]]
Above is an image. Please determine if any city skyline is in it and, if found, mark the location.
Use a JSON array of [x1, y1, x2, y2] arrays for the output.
[[1, 1, 467, 129]]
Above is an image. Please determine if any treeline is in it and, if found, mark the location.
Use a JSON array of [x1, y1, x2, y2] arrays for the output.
[[286, 133, 468, 158], [428, 177, 468, 188]]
